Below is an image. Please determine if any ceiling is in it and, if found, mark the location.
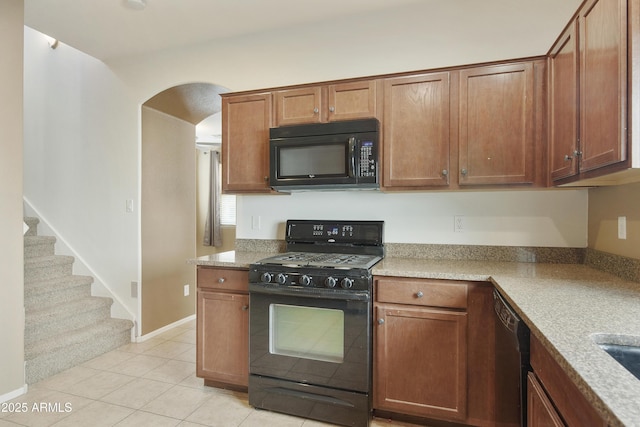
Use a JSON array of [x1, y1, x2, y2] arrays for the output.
[[144, 83, 226, 125], [24, 0, 426, 62], [23, 0, 581, 64]]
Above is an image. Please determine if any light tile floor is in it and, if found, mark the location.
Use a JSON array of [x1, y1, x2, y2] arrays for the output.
[[1, 320, 421, 427]]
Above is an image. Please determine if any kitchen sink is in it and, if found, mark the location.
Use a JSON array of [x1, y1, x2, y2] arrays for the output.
[[598, 343, 640, 381]]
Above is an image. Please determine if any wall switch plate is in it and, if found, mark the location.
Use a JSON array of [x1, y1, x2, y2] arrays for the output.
[[184, 284, 190, 297], [618, 216, 627, 239], [125, 199, 134, 213], [131, 281, 138, 298], [454, 215, 465, 233]]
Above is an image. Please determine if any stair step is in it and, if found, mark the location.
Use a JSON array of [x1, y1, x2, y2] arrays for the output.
[[25, 318, 134, 384], [23, 217, 40, 236], [22, 216, 134, 384], [25, 275, 93, 310], [24, 255, 75, 282], [24, 235, 56, 258], [25, 297, 114, 345]]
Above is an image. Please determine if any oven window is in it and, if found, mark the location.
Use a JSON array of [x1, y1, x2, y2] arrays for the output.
[[269, 304, 344, 363], [278, 143, 346, 177]]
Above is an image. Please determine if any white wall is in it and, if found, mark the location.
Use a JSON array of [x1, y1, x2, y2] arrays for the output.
[[23, 27, 139, 320], [0, 0, 25, 400], [106, 0, 581, 96], [237, 190, 588, 247]]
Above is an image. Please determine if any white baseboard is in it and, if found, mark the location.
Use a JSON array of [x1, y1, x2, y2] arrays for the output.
[[136, 314, 196, 343], [0, 384, 28, 403]]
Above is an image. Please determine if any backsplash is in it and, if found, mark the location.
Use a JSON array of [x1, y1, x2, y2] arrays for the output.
[[385, 244, 586, 264], [585, 248, 640, 283], [235, 239, 286, 253], [234, 239, 640, 283]]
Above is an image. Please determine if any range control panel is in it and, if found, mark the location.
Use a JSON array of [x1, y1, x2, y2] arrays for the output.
[[287, 220, 384, 245]]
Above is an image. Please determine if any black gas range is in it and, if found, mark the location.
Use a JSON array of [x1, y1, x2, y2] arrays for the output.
[[248, 220, 384, 427]]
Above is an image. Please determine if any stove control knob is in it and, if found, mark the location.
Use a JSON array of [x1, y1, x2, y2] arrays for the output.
[[341, 278, 354, 289], [260, 272, 273, 283], [300, 275, 312, 286], [325, 277, 337, 288], [276, 273, 287, 285]]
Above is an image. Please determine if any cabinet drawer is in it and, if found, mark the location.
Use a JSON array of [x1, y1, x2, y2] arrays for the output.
[[197, 267, 248, 292], [375, 277, 467, 309]]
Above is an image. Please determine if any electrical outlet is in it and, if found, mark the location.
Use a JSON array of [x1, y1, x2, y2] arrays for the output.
[[252, 215, 261, 230], [183, 284, 190, 297], [618, 216, 627, 240], [454, 215, 465, 233]]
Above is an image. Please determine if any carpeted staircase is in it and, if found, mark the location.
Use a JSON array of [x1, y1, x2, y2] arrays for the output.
[[23, 217, 134, 384]]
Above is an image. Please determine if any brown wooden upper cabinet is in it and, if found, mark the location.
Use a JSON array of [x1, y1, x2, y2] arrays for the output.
[[548, 19, 579, 181], [274, 80, 378, 126], [549, 0, 628, 183], [458, 62, 536, 185], [221, 92, 273, 193], [382, 72, 452, 189]]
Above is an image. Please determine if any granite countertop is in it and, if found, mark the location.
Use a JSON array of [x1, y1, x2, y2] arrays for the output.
[[190, 251, 640, 426]]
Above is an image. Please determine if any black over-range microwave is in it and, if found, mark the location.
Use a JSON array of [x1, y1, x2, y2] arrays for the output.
[[269, 118, 380, 191]]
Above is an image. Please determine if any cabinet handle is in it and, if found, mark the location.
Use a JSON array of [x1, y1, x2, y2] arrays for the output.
[[217, 277, 225, 284], [564, 154, 573, 161], [242, 305, 249, 311], [416, 291, 424, 298], [574, 150, 582, 157], [442, 169, 448, 177], [461, 168, 468, 176], [329, 106, 335, 112], [377, 318, 385, 325], [313, 107, 319, 114], [264, 176, 269, 181]]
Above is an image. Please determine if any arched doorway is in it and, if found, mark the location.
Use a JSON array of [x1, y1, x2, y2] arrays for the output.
[[140, 82, 229, 335]]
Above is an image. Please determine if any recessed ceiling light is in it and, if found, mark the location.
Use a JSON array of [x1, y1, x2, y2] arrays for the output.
[[123, 0, 147, 11]]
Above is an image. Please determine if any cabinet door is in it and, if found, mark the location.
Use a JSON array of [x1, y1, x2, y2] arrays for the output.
[[549, 20, 580, 181], [578, 0, 627, 172], [222, 93, 272, 192], [197, 290, 249, 387], [327, 80, 377, 122], [275, 87, 323, 125], [374, 304, 467, 421], [527, 373, 565, 427], [383, 72, 451, 188], [531, 335, 607, 426], [459, 62, 535, 185]]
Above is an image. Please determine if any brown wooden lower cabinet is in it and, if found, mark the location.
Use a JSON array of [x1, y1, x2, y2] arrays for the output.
[[528, 372, 564, 426], [374, 304, 468, 421], [373, 277, 496, 425], [196, 266, 249, 389], [530, 334, 606, 426]]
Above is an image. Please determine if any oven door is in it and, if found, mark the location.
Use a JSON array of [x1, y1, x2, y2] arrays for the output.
[[249, 285, 371, 393]]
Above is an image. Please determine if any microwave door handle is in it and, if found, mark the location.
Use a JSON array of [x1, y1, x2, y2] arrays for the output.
[[348, 137, 356, 178]]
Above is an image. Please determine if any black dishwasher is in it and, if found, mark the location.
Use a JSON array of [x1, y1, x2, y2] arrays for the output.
[[494, 289, 530, 427]]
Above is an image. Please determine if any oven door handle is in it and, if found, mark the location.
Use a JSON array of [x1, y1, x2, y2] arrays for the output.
[[249, 284, 370, 302]]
